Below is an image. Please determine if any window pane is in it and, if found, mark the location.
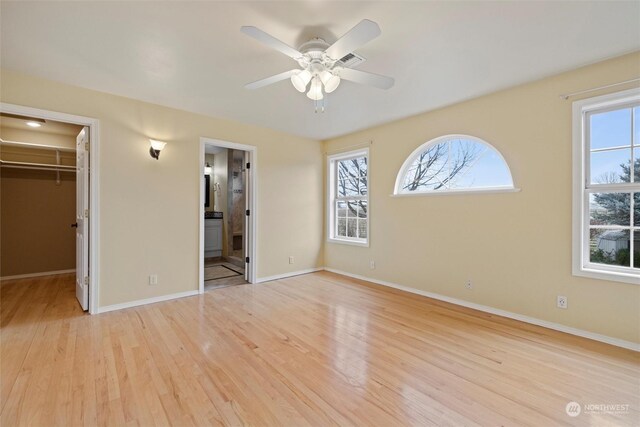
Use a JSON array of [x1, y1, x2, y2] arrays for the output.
[[634, 107, 640, 146], [360, 178, 368, 195], [358, 219, 368, 239], [590, 108, 632, 150], [634, 148, 640, 183], [336, 201, 347, 218], [589, 193, 630, 226], [590, 148, 631, 184], [345, 201, 359, 218], [590, 229, 630, 267], [356, 201, 368, 219], [634, 230, 640, 269], [337, 179, 360, 197], [450, 143, 512, 189], [337, 218, 346, 237], [399, 138, 513, 193], [347, 218, 357, 238], [338, 156, 366, 180], [402, 142, 449, 191], [635, 193, 640, 226], [355, 156, 367, 176]]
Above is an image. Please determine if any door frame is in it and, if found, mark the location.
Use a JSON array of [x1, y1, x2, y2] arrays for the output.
[[1, 103, 101, 314], [199, 137, 257, 292]]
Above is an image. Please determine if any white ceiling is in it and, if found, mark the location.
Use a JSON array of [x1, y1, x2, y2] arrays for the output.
[[1, 1, 639, 140]]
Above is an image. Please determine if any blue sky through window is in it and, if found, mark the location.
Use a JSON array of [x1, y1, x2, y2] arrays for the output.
[[589, 107, 635, 184], [400, 137, 513, 192], [453, 145, 513, 188]]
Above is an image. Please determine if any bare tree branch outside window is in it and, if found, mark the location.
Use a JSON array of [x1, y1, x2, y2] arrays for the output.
[[336, 156, 367, 239], [402, 140, 484, 191]]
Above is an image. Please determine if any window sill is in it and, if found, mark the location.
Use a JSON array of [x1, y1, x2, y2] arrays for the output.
[[573, 266, 640, 285], [327, 237, 369, 247], [391, 187, 520, 197]]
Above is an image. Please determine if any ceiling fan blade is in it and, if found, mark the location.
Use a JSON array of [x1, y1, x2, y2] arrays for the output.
[[324, 19, 381, 61], [338, 68, 394, 90], [241, 26, 303, 60], [245, 70, 299, 90]]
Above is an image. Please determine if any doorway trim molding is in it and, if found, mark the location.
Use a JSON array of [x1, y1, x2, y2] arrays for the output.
[[1, 102, 101, 314], [199, 137, 257, 293]]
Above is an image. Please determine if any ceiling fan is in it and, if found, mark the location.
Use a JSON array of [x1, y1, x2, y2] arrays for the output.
[[241, 19, 394, 109]]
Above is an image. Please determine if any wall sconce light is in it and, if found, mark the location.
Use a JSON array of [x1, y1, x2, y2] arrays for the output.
[[149, 139, 167, 160], [204, 162, 212, 175]]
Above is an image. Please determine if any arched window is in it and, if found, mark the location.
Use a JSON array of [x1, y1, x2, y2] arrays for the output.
[[394, 135, 516, 195]]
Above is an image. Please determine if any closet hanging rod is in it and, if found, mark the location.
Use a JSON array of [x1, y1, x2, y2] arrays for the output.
[[0, 164, 76, 173], [0, 138, 76, 153], [0, 160, 75, 170]]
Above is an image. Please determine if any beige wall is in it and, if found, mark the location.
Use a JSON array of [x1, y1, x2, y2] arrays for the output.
[[0, 69, 324, 307], [1, 142, 76, 276], [323, 52, 640, 344]]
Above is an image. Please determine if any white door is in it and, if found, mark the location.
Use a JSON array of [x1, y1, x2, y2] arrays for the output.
[[243, 151, 251, 282], [75, 127, 89, 310]]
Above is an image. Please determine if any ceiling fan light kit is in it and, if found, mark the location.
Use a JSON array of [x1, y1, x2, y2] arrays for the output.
[[291, 69, 312, 92], [241, 19, 394, 112], [320, 70, 340, 93], [306, 77, 324, 101]]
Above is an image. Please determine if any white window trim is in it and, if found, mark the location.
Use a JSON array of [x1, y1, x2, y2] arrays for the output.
[[393, 134, 518, 196], [572, 87, 640, 285], [327, 148, 370, 247]]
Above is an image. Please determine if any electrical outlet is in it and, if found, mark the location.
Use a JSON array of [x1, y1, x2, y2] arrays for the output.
[[289, 256, 294, 264], [557, 295, 568, 309], [465, 280, 473, 290], [149, 274, 158, 286], [369, 260, 375, 269]]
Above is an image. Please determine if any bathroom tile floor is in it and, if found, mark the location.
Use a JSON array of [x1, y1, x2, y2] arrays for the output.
[[204, 258, 247, 291]]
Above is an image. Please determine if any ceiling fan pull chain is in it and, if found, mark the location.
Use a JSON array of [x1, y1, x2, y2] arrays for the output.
[[314, 96, 326, 113]]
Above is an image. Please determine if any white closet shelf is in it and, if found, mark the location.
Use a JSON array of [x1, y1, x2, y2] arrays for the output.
[[0, 138, 76, 152]]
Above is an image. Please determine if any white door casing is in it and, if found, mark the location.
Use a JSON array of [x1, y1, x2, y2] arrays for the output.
[[75, 127, 89, 310], [199, 137, 257, 293], [244, 151, 250, 281]]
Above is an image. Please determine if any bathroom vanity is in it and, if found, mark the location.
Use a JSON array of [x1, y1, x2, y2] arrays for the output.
[[204, 213, 223, 258]]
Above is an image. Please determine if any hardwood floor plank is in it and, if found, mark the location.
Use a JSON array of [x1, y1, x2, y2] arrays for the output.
[[1, 272, 638, 426]]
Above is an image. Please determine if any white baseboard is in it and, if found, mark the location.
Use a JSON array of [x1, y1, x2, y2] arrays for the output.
[[256, 267, 324, 284], [1, 269, 75, 281], [97, 290, 199, 314], [324, 268, 640, 352]]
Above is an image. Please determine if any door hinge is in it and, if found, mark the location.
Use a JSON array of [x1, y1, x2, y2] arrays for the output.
[[85, 142, 89, 151], [84, 276, 89, 286], [246, 162, 250, 169], [246, 209, 250, 216], [84, 209, 89, 218], [245, 257, 250, 263]]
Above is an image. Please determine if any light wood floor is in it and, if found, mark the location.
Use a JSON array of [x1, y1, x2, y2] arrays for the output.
[[1, 272, 638, 426]]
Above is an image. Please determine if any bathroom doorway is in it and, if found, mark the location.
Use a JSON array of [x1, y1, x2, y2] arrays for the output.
[[199, 138, 257, 292]]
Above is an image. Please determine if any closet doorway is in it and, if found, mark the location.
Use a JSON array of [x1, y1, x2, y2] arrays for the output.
[[199, 138, 257, 293], [0, 104, 99, 313]]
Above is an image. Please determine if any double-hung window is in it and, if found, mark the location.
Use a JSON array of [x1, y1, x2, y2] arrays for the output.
[[327, 149, 369, 246], [573, 88, 640, 284]]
